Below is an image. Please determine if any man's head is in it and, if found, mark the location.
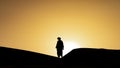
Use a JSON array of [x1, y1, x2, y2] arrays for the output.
[[57, 37, 61, 40]]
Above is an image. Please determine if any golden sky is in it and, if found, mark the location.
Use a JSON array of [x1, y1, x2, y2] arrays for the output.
[[0, 0, 120, 56]]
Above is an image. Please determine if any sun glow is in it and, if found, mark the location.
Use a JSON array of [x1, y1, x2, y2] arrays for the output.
[[63, 41, 80, 56]]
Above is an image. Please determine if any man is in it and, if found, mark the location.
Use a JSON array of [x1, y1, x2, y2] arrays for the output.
[[56, 37, 64, 58]]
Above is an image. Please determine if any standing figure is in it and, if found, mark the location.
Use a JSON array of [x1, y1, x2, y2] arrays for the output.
[[56, 37, 64, 58]]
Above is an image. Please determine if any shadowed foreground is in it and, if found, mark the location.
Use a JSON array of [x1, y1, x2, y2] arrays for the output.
[[0, 47, 120, 68]]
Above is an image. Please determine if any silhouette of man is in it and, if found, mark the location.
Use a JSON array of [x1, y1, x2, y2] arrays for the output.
[[56, 37, 64, 58]]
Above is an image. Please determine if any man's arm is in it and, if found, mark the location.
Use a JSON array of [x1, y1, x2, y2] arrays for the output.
[[62, 41, 64, 50], [56, 41, 58, 48]]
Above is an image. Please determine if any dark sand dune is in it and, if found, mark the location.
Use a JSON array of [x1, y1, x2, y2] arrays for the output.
[[1, 47, 120, 68], [62, 48, 120, 68], [0, 46, 60, 67]]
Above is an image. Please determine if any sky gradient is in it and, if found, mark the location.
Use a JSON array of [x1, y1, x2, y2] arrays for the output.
[[0, 0, 120, 56]]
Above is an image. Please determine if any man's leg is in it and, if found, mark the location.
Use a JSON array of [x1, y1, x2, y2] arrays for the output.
[[61, 50, 63, 57], [60, 50, 63, 58], [57, 50, 60, 58]]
